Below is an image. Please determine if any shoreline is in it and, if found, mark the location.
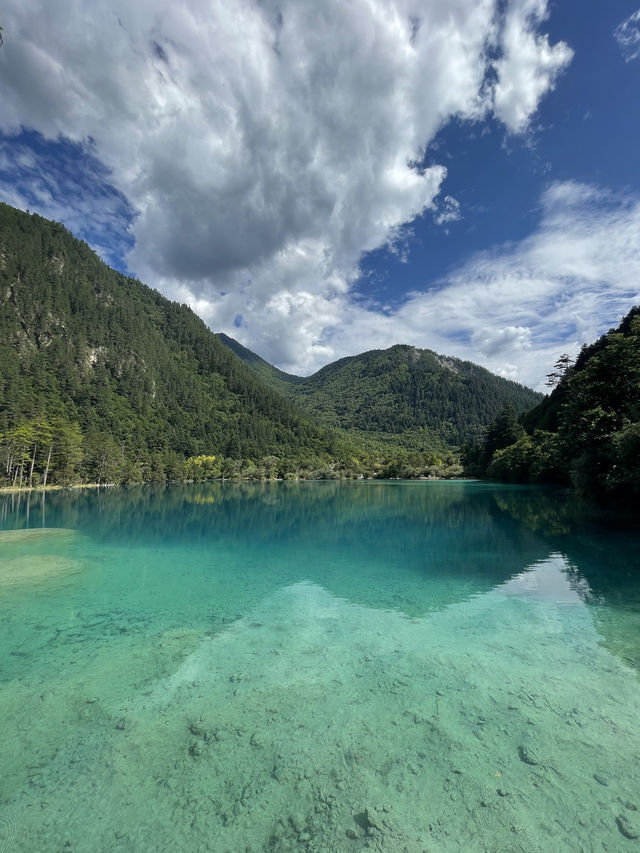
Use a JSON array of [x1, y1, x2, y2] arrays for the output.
[[0, 478, 466, 495], [0, 483, 110, 494]]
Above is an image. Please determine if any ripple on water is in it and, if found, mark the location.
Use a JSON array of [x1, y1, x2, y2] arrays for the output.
[[0, 815, 17, 853]]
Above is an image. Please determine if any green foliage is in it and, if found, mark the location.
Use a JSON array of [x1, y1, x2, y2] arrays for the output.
[[217, 337, 542, 450], [184, 454, 221, 481], [486, 434, 534, 483], [0, 203, 351, 481], [3, 202, 533, 485], [1, 202, 523, 485], [472, 308, 640, 506], [481, 404, 525, 462]]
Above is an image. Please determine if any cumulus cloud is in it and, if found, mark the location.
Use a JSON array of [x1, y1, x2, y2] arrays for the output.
[[317, 182, 640, 389], [0, 0, 572, 374], [492, 0, 574, 132], [471, 325, 532, 357], [614, 9, 640, 61]]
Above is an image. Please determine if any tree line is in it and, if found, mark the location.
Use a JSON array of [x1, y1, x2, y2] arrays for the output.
[[465, 307, 640, 506], [0, 416, 464, 487], [0, 203, 469, 485]]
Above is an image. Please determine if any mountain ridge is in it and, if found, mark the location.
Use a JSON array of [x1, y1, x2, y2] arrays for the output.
[[216, 334, 543, 447], [0, 202, 345, 482], [0, 200, 540, 484]]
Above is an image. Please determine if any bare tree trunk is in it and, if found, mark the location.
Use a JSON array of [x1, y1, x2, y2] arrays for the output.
[[43, 444, 53, 489], [29, 443, 37, 488]]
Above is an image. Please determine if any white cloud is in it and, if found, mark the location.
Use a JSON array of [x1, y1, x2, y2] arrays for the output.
[[433, 195, 462, 226], [471, 325, 532, 357], [492, 0, 573, 132], [0, 0, 572, 376], [614, 9, 640, 61], [312, 182, 640, 390]]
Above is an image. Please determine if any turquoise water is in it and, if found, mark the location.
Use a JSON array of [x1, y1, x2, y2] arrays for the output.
[[0, 481, 639, 851]]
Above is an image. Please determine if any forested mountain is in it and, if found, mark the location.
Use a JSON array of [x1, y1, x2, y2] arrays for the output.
[[216, 333, 302, 397], [469, 307, 640, 503], [217, 336, 543, 447], [0, 201, 544, 488], [0, 204, 348, 484]]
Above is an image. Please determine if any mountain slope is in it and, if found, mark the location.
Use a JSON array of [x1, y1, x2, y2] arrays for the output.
[[216, 332, 302, 396], [478, 306, 640, 501], [217, 337, 543, 447], [0, 203, 338, 471]]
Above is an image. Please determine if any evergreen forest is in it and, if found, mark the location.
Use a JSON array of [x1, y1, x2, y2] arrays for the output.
[[466, 307, 640, 504], [217, 333, 542, 448], [0, 204, 352, 485], [1, 201, 638, 503]]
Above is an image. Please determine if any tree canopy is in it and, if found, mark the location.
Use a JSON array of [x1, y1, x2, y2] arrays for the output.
[[468, 307, 640, 505]]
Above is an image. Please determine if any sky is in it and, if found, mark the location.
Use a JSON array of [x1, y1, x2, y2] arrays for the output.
[[0, 1, 639, 390]]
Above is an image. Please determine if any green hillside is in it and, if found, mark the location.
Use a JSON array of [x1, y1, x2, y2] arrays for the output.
[[0, 204, 345, 484], [217, 336, 543, 448], [216, 332, 302, 397], [0, 201, 545, 488], [471, 306, 640, 503]]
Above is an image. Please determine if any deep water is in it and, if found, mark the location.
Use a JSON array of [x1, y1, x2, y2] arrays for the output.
[[0, 481, 639, 852]]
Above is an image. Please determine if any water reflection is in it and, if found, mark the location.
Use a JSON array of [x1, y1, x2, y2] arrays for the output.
[[498, 554, 591, 605], [1, 482, 553, 609], [1, 481, 639, 670]]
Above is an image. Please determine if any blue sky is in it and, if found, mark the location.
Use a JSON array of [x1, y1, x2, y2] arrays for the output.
[[1, 0, 639, 388]]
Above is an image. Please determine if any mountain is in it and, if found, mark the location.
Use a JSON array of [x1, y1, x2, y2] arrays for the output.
[[216, 336, 543, 448], [216, 332, 302, 397], [474, 306, 640, 503], [0, 203, 344, 483], [0, 200, 542, 488]]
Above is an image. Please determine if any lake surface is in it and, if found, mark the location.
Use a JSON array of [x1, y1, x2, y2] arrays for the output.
[[0, 480, 639, 852]]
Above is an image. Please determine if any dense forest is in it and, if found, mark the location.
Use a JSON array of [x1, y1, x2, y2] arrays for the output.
[[467, 307, 640, 504], [218, 334, 542, 448], [0, 204, 358, 485], [0, 204, 465, 485], [3, 202, 635, 500]]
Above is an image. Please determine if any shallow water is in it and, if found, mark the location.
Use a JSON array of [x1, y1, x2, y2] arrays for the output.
[[0, 481, 639, 852]]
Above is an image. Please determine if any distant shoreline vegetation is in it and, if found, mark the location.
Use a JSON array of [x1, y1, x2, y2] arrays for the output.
[[0, 421, 464, 487]]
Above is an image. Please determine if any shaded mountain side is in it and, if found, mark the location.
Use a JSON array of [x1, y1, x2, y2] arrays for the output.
[[0, 203, 342, 472], [217, 335, 543, 447], [472, 306, 640, 504], [216, 332, 302, 396]]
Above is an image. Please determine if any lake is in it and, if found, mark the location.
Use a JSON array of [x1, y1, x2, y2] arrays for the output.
[[1, 481, 639, 851]]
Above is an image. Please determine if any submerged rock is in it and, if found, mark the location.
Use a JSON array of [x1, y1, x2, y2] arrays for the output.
[[0, 555, 84, 588], [189, 721, 207, 738], [616, 815, 639, 840], [0, 527, 78, 545], [518, 744, 541, 766]]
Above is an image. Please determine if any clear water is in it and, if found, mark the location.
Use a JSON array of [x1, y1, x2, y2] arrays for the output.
[[1, 481, 639, 852]]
